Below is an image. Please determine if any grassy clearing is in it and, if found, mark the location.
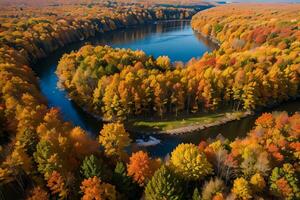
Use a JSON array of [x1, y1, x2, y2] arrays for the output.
[[127, 111, 245, 132]]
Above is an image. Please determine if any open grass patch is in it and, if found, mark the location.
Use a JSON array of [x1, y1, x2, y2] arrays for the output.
[[126, 111, 245, 133]]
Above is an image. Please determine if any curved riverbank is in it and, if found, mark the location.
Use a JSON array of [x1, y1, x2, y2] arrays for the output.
[[192, 29, 221, 47], [127, 111, 252, 135], [127, 96, 300, 136], [21, 6, 211, 63]]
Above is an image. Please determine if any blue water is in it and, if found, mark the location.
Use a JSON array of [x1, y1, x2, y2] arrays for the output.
[[35, 21, 217, 135], [111, 24, 214, 62], [35, 21, 300, 157]]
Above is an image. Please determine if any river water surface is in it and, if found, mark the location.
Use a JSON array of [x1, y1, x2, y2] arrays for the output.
[[34, 21, 300, 157]]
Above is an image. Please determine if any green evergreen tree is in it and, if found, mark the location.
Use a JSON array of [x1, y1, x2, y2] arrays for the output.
[[145, 165, 183, 200], [80, 154, 111, 181], [112, 162, 141, 200], [33, 140, 61, 177], [192, 188, 201, 200]]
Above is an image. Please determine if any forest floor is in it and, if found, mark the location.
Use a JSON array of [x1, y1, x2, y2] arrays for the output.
[[126, 110, 252, 135]]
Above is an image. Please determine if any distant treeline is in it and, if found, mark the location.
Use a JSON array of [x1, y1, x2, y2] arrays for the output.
[[0, 2, 203, 63]]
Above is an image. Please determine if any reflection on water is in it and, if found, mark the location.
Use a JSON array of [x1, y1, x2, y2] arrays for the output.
[[34, 21, 300, 157], [88, 20, 218, 62], [117, 23, 218, 61]]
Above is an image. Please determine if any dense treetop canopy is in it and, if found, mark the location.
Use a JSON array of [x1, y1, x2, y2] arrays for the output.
[[0, 2, 299, 199]]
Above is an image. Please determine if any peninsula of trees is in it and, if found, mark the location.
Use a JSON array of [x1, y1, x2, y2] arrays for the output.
[[57, 4, 300, 121]]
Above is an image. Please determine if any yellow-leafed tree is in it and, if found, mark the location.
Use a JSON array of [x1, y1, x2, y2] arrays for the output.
[[232, 177, 252, 200], [99, 123, 131, 160], [170, 143, 213, 181]]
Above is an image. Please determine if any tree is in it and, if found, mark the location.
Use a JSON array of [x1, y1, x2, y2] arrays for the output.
[[145, 165, 183, 200], [69, 127, 99, 159], [6, 141, 33, 175], [232, 177, 252, 200], [192, 188, 201, 200], [36, 108, 72, 139], [112, 162, 141, 199], [26, 187, 49, 200], [250, 173, 266, 192], [269, 164, 300, 200], [47, 171, 68, 199], [240, 148, 270, 178], [33, 140, 62, 178], [99, 123, 131, 160], [171, 82, 185, 116], [101, 76, 121, 121], [170, 143, 213, 181], [80, 176, 116, 200], [17, 128, 38, 156], [127, 151, 160, 186], [255, 113, 274, 128], [201, 178, 225, 200], [152, 78, 168, 119], [156, 56, 171, 70], [80, 154, 112, 182]]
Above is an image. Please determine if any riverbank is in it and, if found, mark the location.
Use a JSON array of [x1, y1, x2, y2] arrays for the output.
[[126, 110, 252, 135], [23, 6, 213, 63], [194, 30, 221, 47], [191, 13, 221, 47], [126, 96, 300, 135]]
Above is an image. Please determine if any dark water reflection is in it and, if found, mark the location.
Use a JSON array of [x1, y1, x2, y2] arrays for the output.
[[34, 21, 300, 157]]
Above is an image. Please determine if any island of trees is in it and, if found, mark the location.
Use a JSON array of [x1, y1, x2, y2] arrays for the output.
[[0, 1, 299, 200]]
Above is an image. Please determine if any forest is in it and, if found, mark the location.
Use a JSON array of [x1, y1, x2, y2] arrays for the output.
[[57, 4, 300, 121], [0, 1, 203, 63], [0, 1, 299, 200]]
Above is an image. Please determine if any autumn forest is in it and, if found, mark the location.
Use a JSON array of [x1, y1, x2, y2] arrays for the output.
[[0, 1, 299, 200]]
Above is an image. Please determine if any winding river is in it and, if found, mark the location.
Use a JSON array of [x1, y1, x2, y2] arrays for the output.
[[34, 21, 300, 157]]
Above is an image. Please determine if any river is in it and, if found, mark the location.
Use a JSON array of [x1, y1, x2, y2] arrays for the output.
[[34, 21, 300, 157]]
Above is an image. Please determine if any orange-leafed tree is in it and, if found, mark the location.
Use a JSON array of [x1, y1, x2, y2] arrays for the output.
[[47, 171, 68, 199], [127, 151, 160, 186], [69, 127, 99, 159], [255, 113, 274, 128], [26, 187, 49, 200], [80, 176, 116, 200]]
